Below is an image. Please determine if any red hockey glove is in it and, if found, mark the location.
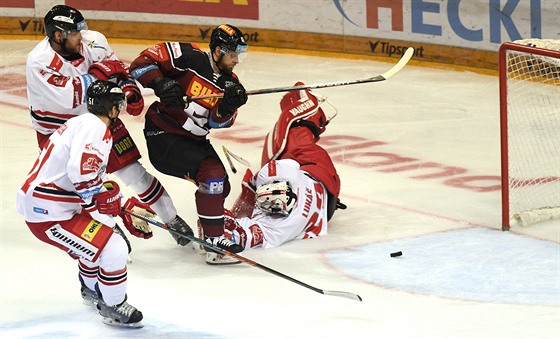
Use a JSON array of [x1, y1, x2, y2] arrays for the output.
[[119, 79, 144, 116], [224, 208, 241, 232], [88, 60, 129, 81], [120, 197, 155, 239], [94, 181, 122, 217], [218, 83, 247, 117]]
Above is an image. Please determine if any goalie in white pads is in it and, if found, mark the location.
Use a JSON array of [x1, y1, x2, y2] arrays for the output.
[[16, 81, 145, 328], [226, 83, 344, 249]]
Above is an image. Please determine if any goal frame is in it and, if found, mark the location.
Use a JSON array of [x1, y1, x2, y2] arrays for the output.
[[499, 42, 560, 231]]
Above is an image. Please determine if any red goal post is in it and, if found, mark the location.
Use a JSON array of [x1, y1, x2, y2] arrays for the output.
[[499, 39, 560, 231]]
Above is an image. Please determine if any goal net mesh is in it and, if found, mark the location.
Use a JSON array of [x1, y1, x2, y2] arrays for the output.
[[499, 39, 560, 229]]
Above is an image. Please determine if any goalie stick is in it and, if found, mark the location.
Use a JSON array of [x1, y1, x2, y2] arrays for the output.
[[123, 208, 363, 302], [185, 47, 414, 101]]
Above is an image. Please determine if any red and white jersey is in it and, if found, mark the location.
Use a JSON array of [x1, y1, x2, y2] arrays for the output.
[[26, 30, 118, 135], [16, 113, 113, 223], [237, 159, 328, 249]]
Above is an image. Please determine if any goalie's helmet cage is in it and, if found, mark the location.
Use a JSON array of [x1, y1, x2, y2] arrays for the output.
[[255, 181, 297, 215], [44, 5, 87, 38], [210, 24, 248, 54], [86, 80, 127, 117]]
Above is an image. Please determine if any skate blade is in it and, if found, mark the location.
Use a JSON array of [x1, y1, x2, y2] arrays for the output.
[[101, 317, 144, 328]]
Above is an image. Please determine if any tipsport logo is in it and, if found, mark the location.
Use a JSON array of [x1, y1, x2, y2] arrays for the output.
[[369, 40, 424, 57]]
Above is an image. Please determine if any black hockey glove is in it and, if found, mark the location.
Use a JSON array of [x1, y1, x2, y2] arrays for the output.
[[153, 77, 187, 110], [218, 83, 248, 117]]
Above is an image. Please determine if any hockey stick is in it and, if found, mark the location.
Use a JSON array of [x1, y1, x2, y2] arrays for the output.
[[123, 209, 362, 302], [222, 145, 237, 174], [185, 47, 414, 101], [223, 146, 251, 168]]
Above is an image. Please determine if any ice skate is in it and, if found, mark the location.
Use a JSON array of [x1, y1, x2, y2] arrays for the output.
[[80, 283, 100, 307], [168, 215, 194, 246], [205, 235, 244, 265], [97, 297, 143, 328]]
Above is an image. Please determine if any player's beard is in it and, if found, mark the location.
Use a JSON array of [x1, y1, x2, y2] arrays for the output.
[[218, 59, 234, 75], [65, 40, 81, 55]]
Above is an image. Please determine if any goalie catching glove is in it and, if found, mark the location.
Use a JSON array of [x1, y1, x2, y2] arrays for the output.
[[120, 197, 155, 239]]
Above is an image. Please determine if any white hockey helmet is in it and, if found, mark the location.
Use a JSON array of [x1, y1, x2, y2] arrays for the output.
[[255, 181, 297, 215]]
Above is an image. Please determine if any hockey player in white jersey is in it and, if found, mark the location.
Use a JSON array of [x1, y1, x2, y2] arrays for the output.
[[25, 5, 193, 244], [17, 81, 148, 327], [225, 83, 345, 249]]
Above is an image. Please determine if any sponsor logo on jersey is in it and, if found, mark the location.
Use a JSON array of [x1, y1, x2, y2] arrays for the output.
[[206, 178, 224, 194], [78, 187, 102, 200], [169, 42, 182, 58], [81, 220, 102, 242], [112, 136, 135, 155], [80, 152, 103, 175], [188, 80, 219, 107], [85, 143, 103, 156], [185, 71, 221, 108], [32, 207, 48, 215], [87, 40, 108, 51], [74, 176, 103, 191]]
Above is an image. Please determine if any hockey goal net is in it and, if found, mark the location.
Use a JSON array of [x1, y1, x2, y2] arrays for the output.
[[499, 39, 560, 231]]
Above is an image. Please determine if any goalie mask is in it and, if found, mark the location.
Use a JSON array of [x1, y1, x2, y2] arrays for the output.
[[255, 181, 297, 215]]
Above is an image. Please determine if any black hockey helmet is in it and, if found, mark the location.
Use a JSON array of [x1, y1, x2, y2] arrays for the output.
[[210, 24, 248, 54], [87, 80, 126, 116], [44, 5, 87, 39]]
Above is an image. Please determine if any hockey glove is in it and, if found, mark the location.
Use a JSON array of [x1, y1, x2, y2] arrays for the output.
[[94, 181, 122, 217], [88, 60, 129, 81], [120, 197, 154, 239], [153, 77, 187, 110], [119, 79, 144, 116], [218, 83, 247, 117]]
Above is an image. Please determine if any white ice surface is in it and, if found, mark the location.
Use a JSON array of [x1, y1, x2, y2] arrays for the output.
[[0, 40, 558, 339]]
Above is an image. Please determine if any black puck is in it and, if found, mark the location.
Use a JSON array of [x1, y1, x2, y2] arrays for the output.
[[390, 251, 402, 257]]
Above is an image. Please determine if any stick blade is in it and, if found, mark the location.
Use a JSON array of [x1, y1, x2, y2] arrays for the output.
[[381, 47, 414, 80], [322, 290, 363, 302]]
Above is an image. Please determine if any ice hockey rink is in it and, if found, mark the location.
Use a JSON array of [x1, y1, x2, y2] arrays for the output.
[[0, 39, 558, 338]]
